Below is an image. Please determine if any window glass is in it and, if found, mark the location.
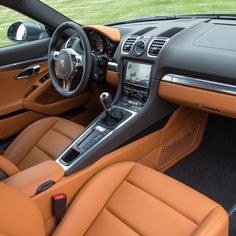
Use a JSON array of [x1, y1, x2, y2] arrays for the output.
[[0, 6, 48, 48], [41, 0, 236, 25]]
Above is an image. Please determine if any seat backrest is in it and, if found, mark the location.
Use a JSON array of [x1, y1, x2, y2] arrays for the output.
[[0, 182, 44, 236]]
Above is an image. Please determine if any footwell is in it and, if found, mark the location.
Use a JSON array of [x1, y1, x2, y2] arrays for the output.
[[166, 114, 236, 236]]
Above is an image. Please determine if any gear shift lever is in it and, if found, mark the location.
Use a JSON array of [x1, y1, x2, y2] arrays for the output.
[[100, 92, 113, 111], [98, 92, 130, 128]]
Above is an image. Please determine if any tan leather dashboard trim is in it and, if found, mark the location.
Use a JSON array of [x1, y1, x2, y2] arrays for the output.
[[106, 70, 118, 87], [159, 81, 236, 118], [83, 25, 121, 42]]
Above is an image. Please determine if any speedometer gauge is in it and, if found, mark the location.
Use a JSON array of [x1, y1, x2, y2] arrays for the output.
[[89, 31, 104, 54]]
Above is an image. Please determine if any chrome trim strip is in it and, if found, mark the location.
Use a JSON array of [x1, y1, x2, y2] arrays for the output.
[[121, 36, 139, 55], [56, 105, 137, 172], [16, 65, 40, 80], [161, 74, 236, 96], [107, 62, 118, 72]]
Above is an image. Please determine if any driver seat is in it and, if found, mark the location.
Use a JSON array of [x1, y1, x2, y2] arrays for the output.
[[2, 117, 84, 174]]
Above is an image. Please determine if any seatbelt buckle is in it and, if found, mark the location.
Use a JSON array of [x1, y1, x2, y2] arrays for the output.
[[52, 193, 67, 225]]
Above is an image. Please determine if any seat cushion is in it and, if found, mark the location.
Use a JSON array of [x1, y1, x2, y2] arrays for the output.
[[4, 117, 84, 170], [54, 162, 228, 236]]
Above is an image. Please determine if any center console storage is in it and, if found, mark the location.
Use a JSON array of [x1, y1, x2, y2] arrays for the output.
[[56, 46, 176, 175], [59, 105, 135, 168]]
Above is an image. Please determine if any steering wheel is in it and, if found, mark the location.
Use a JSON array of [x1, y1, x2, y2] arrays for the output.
[[48, 22, 92, 97]]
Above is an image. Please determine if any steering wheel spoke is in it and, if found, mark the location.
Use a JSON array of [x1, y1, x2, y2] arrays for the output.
[[48, 21, 92, 97], [62, 79, 71, 92], [75, 54, 84, 67], [53, 50, 60, 61]]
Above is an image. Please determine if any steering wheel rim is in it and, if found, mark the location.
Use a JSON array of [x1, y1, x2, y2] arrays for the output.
[[48, 21, 92, 97]]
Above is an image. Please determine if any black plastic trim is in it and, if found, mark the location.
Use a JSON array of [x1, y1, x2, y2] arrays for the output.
[[0, 109, 27, 120], [0, 56, 47, 72]]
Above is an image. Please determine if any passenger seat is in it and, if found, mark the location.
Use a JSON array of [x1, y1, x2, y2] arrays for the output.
[[0, 162, 228, 236]]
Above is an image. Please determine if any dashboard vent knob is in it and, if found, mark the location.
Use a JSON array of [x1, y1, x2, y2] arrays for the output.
[[122, 36, 138, 53], [148, 37, 169, 57]]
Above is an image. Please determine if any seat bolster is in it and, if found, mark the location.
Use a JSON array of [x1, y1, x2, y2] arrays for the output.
[[0, 155, 19, 176], [53, 162, 136, 236], [4, 117, 84, 169], [0, 182, 44, 236], [54, 162, 228, 236], [4, 117, 63, 165], [193, 206, 229, 236]]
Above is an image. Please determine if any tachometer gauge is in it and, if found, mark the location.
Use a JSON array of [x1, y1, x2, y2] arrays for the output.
[[89, 31, 104, 54], [105, 39, 113, 57]]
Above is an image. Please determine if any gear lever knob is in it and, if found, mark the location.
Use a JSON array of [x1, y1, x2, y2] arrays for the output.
[[100, 92, 113, 111]]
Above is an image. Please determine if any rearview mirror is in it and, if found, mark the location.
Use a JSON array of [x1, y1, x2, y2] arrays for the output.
[[7, 20, 48, 43]]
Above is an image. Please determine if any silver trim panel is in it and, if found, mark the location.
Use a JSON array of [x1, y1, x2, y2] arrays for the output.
[[16, 65, 40, 80], [161, 74, 236, 96], [107, 62, 118, 72], [56, 106, 137, 172], [121, 36, 139, 55]]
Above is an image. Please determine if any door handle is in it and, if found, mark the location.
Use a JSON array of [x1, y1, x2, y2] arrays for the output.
[[16, 65, 40, 80]]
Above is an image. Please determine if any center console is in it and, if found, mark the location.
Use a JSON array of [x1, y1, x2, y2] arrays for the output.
[[56, 60, 152, 175], [117, 60, 151, 112]]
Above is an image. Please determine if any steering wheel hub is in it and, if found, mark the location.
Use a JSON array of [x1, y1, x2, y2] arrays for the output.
[[48, 21, 92, 97], [57, 49, 73, 80]]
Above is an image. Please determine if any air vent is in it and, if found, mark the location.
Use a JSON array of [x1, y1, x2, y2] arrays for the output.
[[122, 37, 138, 53], [65, 36, 78, 48], [148, 37, 169, 57]]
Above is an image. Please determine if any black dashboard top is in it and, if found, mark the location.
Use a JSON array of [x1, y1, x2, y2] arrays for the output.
[[111, 17, 236, 85]]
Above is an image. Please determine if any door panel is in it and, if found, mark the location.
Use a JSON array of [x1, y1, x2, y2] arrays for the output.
[[22, 78, 89, 116], [0, 61, 48, 115], [0, 58, 89, 139], [0, 39, 50, 66], [0, 40, 90, 140]]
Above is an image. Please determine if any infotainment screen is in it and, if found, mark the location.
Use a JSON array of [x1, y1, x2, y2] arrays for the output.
[[125, 61, 152, 87]]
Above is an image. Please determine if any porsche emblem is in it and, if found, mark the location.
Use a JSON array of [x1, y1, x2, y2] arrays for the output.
[[60, 59, 65, 68]]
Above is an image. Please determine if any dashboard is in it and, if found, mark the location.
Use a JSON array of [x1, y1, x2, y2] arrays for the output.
[[64, 28, 118, 59], [63, 18, 236, 118], [87, 30, 115, 58], [104, 18, 236, 118]]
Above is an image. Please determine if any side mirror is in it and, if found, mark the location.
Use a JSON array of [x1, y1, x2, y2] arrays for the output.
[[7, 20, 49, 43]]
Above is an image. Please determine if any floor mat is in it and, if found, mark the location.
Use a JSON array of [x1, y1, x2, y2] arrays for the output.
[[165, 114, 236, 235]]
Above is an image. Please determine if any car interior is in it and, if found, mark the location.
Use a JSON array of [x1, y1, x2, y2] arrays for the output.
[[1, 0, 236, 235]]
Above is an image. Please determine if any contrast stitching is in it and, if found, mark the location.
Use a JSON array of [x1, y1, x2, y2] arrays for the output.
[[35, 145, 55, 160], [83, 163, 137, 235], [10, 119, 59, 165], [52, 127, 73, 141], [104, 208, 140, 235], [125, 179, 199, 226]]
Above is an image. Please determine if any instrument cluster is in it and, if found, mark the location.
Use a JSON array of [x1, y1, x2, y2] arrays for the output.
[[88, 30, 116, 58]]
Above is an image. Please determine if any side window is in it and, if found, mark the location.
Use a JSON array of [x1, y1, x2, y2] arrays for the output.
[[0, 5, 49, 48]]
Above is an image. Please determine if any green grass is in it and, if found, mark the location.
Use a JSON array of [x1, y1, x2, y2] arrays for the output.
[[1, 0, 236, 48]]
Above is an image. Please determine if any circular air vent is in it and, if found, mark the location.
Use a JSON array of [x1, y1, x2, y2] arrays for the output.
[[133, 39, 146, 56]]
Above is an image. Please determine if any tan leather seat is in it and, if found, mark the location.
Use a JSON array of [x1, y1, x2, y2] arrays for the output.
[[3, 117, 84, 171], [0, 162, 228, 236]]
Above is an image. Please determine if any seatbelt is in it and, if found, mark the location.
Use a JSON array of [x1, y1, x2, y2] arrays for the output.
[[52, 193, 67, 225]]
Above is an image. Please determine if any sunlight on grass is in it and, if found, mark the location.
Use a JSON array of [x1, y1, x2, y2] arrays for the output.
[[0, 0, 236, 48]]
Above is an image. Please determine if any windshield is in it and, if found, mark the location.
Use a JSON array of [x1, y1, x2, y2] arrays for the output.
[[41, 0, 236, 25]]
